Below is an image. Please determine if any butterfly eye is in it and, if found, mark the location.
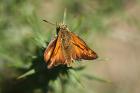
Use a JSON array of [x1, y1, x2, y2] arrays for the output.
[[56, 27, 60, 35]]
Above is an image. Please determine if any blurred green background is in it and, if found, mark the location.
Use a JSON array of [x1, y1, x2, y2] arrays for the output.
[[0, 0, 140, 93]]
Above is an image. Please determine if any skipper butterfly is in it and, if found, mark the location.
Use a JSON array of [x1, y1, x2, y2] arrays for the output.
[[44, 10, 98, 69]]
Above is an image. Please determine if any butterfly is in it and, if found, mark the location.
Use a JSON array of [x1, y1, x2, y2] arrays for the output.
[[43, 10, 98, 69]]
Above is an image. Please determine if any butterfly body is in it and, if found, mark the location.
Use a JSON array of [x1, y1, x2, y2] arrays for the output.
[[57, 24, 73, 66], [44, 23, 98, 69]]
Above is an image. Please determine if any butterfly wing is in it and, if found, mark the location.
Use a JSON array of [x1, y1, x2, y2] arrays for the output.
[[44, 38, 57, 62], [44, 35, 66, 69], [69, 32, 98, 60]]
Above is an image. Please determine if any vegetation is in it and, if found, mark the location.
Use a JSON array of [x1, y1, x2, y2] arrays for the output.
[[0, 0, 139, 93]]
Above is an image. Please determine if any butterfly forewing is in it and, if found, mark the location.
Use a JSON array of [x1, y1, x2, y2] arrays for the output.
[[44, 34, 66, 68], [44, 38, 57, 62], [69, 32, 98, 60]]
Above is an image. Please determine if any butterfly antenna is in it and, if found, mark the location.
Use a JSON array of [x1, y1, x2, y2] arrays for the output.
[[56, 21, 58, 27], [63, 8, 67, 24], [43, 20, 55, 26]]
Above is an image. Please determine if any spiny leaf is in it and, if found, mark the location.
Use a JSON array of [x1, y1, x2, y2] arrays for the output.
[[83, 74, 111, 83], [17, 69, 35, 79]]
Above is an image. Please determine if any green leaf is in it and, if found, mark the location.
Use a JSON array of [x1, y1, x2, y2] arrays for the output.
[[83, 74, 111, 83], [17, 69, 35, 79]]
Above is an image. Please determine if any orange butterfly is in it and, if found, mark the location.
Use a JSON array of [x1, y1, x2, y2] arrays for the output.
[[44, 11, 98, 69]]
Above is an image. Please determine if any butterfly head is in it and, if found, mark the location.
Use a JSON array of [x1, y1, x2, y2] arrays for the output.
[[56, 23, 68, 35]]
